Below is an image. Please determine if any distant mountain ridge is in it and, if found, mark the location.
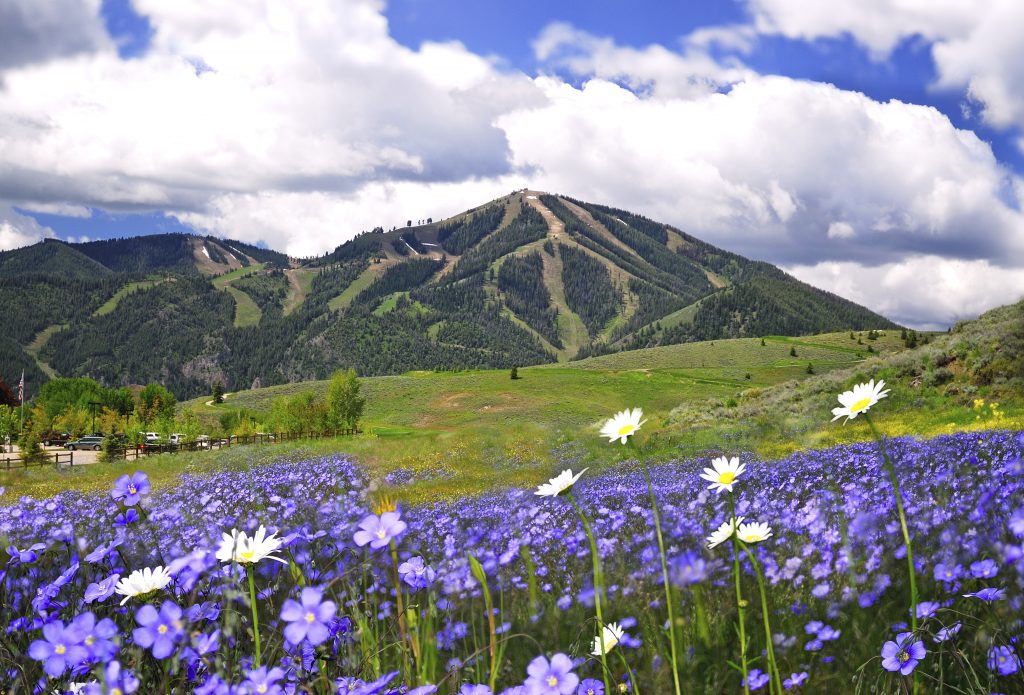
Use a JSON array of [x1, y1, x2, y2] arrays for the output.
[[0, 191, 899, 398]]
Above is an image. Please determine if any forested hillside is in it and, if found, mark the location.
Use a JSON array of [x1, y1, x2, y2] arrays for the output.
[[1, 190, 899, 399]]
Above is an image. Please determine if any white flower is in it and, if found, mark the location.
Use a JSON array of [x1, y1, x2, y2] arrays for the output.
[[215, 525, 287, 565], [706, 516, 744, 550], [115, 566, 172, 605], [534, 468, 588, 497], [700, 456, 746, 494], [831, 379, 890, 423], [737, 521, 773, 544], [599, 408, 646, 444], [591, 621, 626, 656]]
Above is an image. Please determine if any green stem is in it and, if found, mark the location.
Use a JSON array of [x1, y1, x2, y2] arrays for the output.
[[642, 465, 682, 695], [568, 493, 612, 695], [617, 648, 641, 695], [728, 494, 750, 695], [247, 565, 261, 668], [865, 414, 918, 637], [740, 541, 784, 695]]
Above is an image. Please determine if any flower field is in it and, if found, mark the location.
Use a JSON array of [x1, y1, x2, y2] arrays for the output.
[[0, 412, 1022, 692]]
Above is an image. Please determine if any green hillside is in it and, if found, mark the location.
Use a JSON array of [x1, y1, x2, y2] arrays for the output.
[[2, 191, 901, 399]]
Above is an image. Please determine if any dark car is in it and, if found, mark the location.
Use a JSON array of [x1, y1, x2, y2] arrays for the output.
[[42, 432, 71, 446], [65, 436, 103, 451]]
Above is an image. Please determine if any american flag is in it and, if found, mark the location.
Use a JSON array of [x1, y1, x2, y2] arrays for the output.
[[18, 371, 23, 404]]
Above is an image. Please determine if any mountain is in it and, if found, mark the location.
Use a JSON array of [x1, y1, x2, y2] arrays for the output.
[[0, 191, 899, 399]]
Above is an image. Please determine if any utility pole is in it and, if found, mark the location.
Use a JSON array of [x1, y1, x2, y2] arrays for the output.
[[88, 401, 103, 435]]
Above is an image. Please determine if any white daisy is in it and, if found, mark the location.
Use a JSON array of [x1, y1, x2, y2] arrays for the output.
[[736, 521, 773, 544], [591, 621, 626, 656], [700, 456, 746, 494], [114, 566, 172, 605], [706, 516, 744, 550], [534, 468, 588, 497], [599, 408, 646, 444], [831, 379, 890, 423], [215, 525, 287, 565]]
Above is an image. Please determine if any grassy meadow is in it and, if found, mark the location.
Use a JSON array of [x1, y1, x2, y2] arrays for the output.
[[7, 323, 1020, 505]]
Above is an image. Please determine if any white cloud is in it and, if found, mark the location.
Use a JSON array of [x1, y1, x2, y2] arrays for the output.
[[0, 205, 55, 250], [499, 74, 1024, 269], [0, 0, 110, 71], [827, 222, 856, 239], [745, 0, 1024, 133], [533, 22, 756, 99], [785, 256, 1024, 330]]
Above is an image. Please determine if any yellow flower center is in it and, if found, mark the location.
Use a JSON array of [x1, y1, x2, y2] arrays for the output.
[[54, 644, 66, 655], [157, 624, 168, 634], [257, 686, 268, 694], [850, 397, 872, 413], [128, 484, 137, 494], [376, 528, 387, 539], [305, 612, 316, 623], [743, 533, 759, 542], [240, 549, 255, 561], [112, 689, 123, 695], [899, 651, 909, 663], [617, 424, 635, 436], [547, 676, 559, 687], [85, 635, 94, 645], [718, 471, 736, 484]]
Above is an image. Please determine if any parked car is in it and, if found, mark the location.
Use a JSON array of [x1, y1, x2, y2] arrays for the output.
[[137, 432, 160, 444], [168, 433, 184, 445], [65, 436, 103, 451], [42, 432, 71, 447], [196, 434, 211, 449]]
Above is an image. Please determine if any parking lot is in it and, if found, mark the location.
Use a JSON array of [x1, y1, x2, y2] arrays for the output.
[[1, 444, 102, 466]]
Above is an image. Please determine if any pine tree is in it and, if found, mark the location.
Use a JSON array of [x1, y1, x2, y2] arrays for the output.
[[789, 346, 797, 357], [510, 366, 519, 380], [212, 381, 224, 405]]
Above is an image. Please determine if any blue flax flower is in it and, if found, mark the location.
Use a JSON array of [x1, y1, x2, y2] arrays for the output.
[[744, 669, 770, 690], [881, 633, 925, 675], [111, 471, 151, 507], [84, 661, 139, 694], [963, 587, 1005, 601], [353, 511, 407, 549], [577, 679, 604, 695], [280, 586, 336, 646], [83, 573, 120, 604], [27, 620, 88, 677], [783, 672, 808, 689], [988, 646, 1021, 676], [969, 558, 998, 579], [133, 600, 185, 659], [524, 653, 579, 695], [244, 666, 286, 695], [398, 556, 436, 589]]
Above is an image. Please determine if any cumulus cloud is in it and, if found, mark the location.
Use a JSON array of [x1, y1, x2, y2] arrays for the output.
[[0, 0, 110, 71], [785, 256, 1024, 330], [533, 22, 757, 99], [1, 3, 1022, 328], [745, 0, 1024, 134], [499, 74, 1024, 269], [0, 205, 55, 250]]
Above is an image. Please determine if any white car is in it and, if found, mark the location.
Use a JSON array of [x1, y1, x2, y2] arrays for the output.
[[138, 432, 160, 444], [168, 433, 185, 445]]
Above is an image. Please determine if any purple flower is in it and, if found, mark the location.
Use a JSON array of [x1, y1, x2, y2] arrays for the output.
[[915, 601, 940, 619], [111, 471, 151, 507], [84, 573, 121, 604], [280, 586, 336, 646], [988, 645, 1021, 676], [524, 653, 579, 695], [669, 551, 708, 585], [881, 632, 925, 675], [969, 558, 998, 579], [459, 686, 492, 695], [114, 509, 140, 527], [783, 672, 808, 689], [244, 666, 286, 695], [398, 556, 436, 590], [963, 587, 1004, 601], [132, 600, 185, 659], [744, 669, 770, 690], [933, 563, 962, 583], [935, 623, 961, 642], [27, 620, 88, 677], [353, 511, 407, 549], [7, 542, 45, 565], [577, 679, 605, 695], [84, 661, 139, 695], [70, 611, 119, 661]]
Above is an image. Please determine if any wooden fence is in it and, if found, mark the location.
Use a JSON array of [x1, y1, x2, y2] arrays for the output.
[[0, 428, 360, 469], [1, 451, 74, 470]]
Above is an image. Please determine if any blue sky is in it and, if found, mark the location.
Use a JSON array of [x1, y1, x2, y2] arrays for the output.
[[1, 0, 1023, 328]]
